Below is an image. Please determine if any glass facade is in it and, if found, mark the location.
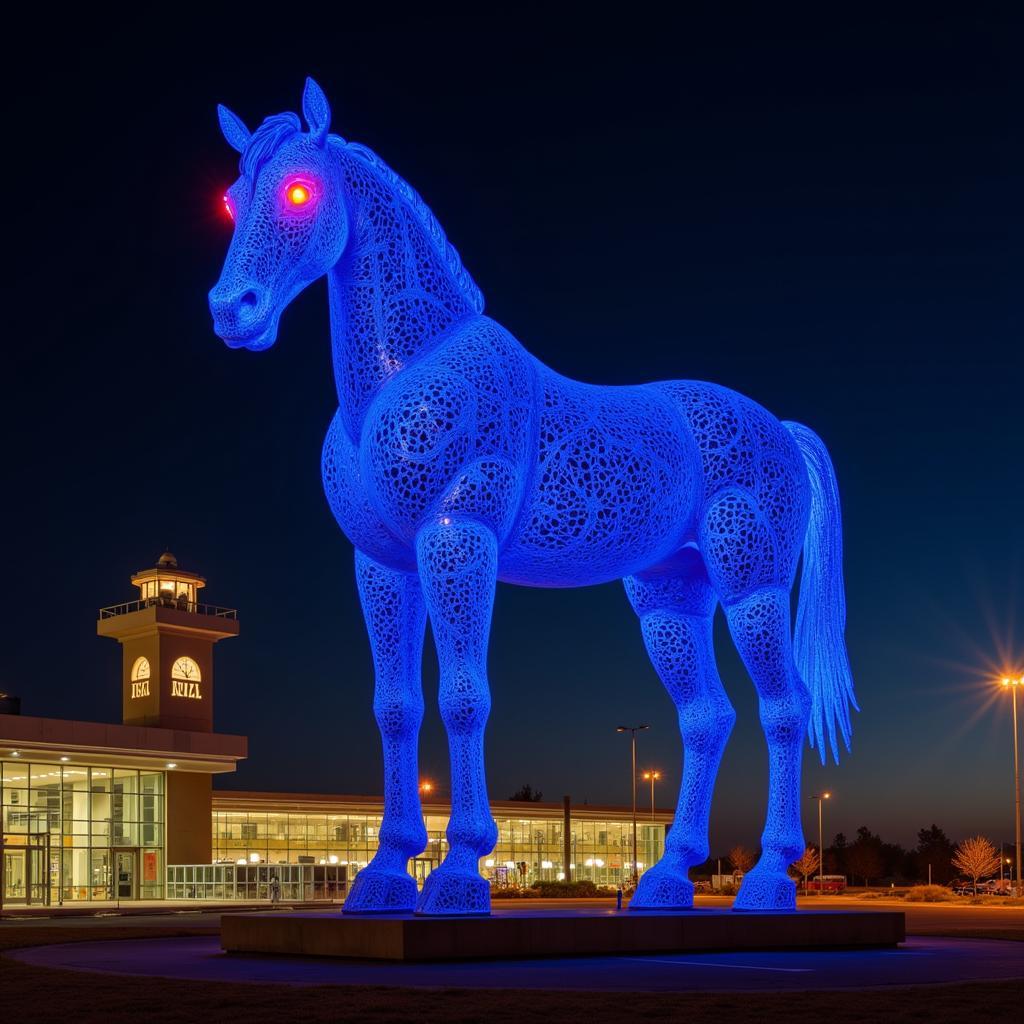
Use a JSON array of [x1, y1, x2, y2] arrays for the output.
[[212, 805, 665, 890], [1, 759, 164, 904]]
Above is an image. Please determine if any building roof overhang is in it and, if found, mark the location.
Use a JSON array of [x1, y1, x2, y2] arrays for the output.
[[0, 714, 247, 774], [212, 790, 674, 823]]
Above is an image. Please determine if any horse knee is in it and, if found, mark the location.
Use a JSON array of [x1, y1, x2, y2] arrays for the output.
[[759, 689, 810, 746], [374, 692, 425, 738], [679, 700, 735, 753], [439, 669, 491, 734]]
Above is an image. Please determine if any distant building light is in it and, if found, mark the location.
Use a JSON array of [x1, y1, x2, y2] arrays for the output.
[[10, 750, 20, 757], [236, 858, 247, 866], [484, 859, 495, 868], [248, 853, 261, 863], [60, 756, 70, 762], [541, 860, 553, 869], [328, 855, 339, 865], [556, 871, 566, 881], [504, 861, 516, 870], [166, 762, 177, 769]]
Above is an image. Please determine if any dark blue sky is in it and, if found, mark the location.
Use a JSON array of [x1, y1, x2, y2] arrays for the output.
[[3, 13, 1021, 852]]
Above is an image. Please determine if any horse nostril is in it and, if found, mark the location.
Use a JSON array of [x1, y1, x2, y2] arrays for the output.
[[240, 290, 260, 311]]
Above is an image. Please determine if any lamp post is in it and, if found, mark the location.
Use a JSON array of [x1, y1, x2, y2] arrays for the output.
[[1000, 676, 1022, 896], [642, 770, 661, 822], [418, 780, 435, 859], [809, 792, 831, 893], [617, 725, 649, 885]]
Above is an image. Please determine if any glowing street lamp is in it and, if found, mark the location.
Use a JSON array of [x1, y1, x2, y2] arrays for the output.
[[809, 791, 831, 893], [617, 725, 649, 885], [999, 676, 1022, 895], [642, 770, 661, 822], [419, 780, 434, 797]]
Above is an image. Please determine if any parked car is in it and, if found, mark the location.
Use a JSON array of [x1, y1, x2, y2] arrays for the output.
[[805, 874, 847, 893]]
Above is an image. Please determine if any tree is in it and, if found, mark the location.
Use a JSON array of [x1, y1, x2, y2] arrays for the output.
[[915, 824, 955, 884], [508, 784, 543, 802], [791, 846, 820, 894], [729, 845, 755, 875], [952, 836, 1001, 895], [846, 827, 884, 886], [826, 832, 848, 878]]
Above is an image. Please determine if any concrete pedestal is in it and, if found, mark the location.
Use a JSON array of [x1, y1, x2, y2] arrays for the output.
[[221, 906, 904, 962]]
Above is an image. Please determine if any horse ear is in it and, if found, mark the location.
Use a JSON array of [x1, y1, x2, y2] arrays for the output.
[[302, 76, 331, 147], [217, 104, 251, 154]]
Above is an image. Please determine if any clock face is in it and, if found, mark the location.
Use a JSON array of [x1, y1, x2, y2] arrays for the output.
[[171, 656, 201, 681], [130, 657, 150, 682]]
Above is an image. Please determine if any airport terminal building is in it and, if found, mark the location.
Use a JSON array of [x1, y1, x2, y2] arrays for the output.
[[1, 556, 668, 906]]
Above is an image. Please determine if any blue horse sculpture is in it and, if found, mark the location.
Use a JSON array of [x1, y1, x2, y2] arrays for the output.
[[210, 79, 857, 916]]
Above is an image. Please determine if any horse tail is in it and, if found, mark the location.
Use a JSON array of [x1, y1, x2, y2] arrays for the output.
[[783, 420, 859, 765]]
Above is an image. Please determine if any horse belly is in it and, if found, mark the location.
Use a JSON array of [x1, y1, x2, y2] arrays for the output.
[[500, 383, 701, 587]]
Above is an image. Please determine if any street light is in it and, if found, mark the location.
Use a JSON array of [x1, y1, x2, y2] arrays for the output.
[[617, 725, 649, 885], [999, 676, 1022, 896], [418, 780, 434, 797], [809, 792, 831, 894], [642, 770, 661, 822]]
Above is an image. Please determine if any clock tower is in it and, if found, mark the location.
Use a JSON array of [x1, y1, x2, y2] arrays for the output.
[[97, 552, 240, 731]]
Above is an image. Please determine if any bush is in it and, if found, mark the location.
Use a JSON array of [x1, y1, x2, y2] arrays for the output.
[[529, 880, 606, 898], [718, 883, 738, 896], [904, 885, 954, 902], [490, 886, 538, 898]]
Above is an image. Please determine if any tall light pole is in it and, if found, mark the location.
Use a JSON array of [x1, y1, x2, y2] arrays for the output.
[[617, 725, 649, 885], [1000, 676, 1022, 896], [642, 770, 661, 822], [809, 792, 831, 892]]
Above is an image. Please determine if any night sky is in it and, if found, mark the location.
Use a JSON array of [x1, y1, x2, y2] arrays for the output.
[[3, 13, 1021, 854]]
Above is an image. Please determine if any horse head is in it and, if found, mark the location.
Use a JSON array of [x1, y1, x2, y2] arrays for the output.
[[209, 77, 349, 351]]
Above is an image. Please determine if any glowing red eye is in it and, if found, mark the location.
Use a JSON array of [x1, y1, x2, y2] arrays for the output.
[[286, 182, 312, 206], [222, 194, 235, 221]]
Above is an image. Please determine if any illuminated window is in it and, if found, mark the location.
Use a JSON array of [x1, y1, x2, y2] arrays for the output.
[[171, 657, 201, 683], [170, 657, 202, 699], [130, 658, 150, 682]]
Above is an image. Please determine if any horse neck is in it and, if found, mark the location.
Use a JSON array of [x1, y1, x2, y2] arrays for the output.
[[326, 185, 478, 440]]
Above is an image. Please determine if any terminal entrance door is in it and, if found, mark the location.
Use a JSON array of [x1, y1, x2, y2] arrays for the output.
[[2, 835, 49, 906], [114, 850, 136, 900], [412, 857, 436, 890], [4, 847, 26, 902]]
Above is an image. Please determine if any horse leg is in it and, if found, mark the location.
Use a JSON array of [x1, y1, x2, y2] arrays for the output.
[[414, 516, 499, 915], [344, 551, 428, 913], [624, 552, 736, 909], [700, 491, 810, 911]]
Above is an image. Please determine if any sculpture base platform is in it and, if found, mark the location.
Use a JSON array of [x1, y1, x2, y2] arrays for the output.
[[221, 906, 905, 962]]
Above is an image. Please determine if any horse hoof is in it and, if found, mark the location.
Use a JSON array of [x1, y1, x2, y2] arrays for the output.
[[343, 869, 417, 913], [415, 868, 490, 916], [732, 870, 796, 912], [629, 868, 694, 910]]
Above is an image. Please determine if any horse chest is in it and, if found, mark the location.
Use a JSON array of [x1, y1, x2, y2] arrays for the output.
[[321, 409, 416, 572]]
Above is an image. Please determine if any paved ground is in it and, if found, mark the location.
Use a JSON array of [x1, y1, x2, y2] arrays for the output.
[[4, 896, 1022, 996], [8, 933, 1024, 992], [3, 895, 1021, 936]]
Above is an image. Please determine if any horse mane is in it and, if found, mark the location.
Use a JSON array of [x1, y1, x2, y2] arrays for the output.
[[238, 113, 485, 316], [343, 142, 485, 315]]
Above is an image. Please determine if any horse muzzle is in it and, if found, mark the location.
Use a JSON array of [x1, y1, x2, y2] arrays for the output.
[[209, 283, 279, 350]]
